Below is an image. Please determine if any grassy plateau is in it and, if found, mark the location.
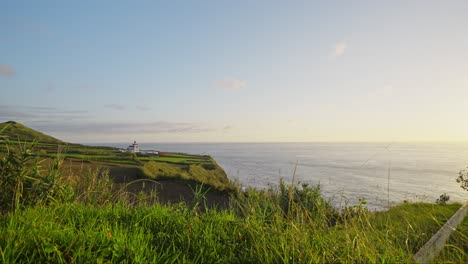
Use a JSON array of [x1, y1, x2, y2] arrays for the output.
[[0, 121, 466, 263]]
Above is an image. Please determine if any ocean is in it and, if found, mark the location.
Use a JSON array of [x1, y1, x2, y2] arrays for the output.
[[100, 142, 468, 210]]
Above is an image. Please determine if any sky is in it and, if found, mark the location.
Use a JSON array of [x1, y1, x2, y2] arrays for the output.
[[1, 1, 468, 143]]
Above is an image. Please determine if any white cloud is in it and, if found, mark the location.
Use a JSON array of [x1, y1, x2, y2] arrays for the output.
[[0, 105, 89, 122], [136, 105, 150, 111], [213, 78, 246, 91], [222, 125, 232, 133], [104, 104, 125, 110], [330, 41, 347, 58], [0, 64, 15, 77], [32, 121, 216, 135]]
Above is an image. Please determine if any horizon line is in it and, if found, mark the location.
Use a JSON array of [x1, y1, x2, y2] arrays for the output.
[[80, 140, 468, 145]]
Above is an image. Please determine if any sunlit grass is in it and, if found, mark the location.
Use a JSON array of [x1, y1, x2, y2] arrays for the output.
[[0, 197, 464, 263]]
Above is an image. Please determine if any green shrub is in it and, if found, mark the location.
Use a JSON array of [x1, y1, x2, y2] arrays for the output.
[[0, 140, 72, 212], [435, 193, 450, 205], [72, 167, 114, 205], [457, 168, 468, 191]]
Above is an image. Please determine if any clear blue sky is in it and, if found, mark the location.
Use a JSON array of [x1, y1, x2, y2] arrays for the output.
[[1, 1, 468, 143]]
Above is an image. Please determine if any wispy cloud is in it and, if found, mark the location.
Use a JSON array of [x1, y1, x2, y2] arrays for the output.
[[136, 105, 150, 111], [0, 110, 37, 120], [0, 64, 15, 77], [222, 125, 232, 133], [213, 78, 246, 91], [330, 41, 347, 58], [0, 105, 56, 111], [104, 104, 126, 110], [30, 121, 216, 135], [0, 105, 89, 122], [0, 104, 228, 141]]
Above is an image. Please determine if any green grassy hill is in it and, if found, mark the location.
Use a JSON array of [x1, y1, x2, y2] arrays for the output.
[[0, 121, 234, 192], [0, 121, 64, 144]]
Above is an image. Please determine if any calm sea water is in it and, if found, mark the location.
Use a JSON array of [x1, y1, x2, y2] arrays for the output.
[[99, 142, 468, 210]]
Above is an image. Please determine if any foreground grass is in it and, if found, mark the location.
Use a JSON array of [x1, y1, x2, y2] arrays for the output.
[[0, 201, 464, 263], [434, 215, 468, 263]]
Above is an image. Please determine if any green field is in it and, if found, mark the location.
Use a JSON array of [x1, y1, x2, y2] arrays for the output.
[[0, 121, 233, 192]]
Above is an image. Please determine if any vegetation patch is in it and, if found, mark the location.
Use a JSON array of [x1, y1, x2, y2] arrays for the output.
[[0, 121, 234, 192], [142, 160, 232, 191]]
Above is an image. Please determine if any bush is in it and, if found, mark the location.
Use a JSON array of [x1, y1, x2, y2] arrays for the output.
[[457, 168, 468, 191], [435, 193, 450, 205], [0, 141, 72, 212], [278, 179, 332, 217]]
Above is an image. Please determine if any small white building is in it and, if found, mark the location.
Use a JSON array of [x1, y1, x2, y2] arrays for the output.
[[127, 141, 140, 153], [143, 150, 159, 156]]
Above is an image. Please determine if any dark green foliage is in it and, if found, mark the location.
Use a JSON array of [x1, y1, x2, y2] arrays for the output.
[[0, 141, 72, 212], [278, 179, 332, 216], [457, 168, 468, 191], [435, 193, 450, 205], [201, 163, 216, 170]]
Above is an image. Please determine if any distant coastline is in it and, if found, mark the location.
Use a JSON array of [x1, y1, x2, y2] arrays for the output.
[[95, 142, 468, 210]]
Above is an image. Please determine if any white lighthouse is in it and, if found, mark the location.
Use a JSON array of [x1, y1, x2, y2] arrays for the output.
[[126, 141, 140, 153]]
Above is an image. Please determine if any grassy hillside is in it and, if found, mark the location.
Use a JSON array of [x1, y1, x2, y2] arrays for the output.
[[0, 121, 234, 193], [0, 121, 64, 144]]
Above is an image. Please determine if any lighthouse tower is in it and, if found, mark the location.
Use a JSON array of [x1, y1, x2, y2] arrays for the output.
[[126, 141, 140, 153]]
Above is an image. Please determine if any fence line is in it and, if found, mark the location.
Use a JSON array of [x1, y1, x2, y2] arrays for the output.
[[413, 202, 468, 263]]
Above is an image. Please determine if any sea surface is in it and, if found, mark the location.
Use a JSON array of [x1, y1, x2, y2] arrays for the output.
[[99, 142, 468, 210]]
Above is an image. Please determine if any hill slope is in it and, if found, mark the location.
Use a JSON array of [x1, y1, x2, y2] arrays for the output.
[[0, 121, 64, 144], [0, 121, 233, 192]]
